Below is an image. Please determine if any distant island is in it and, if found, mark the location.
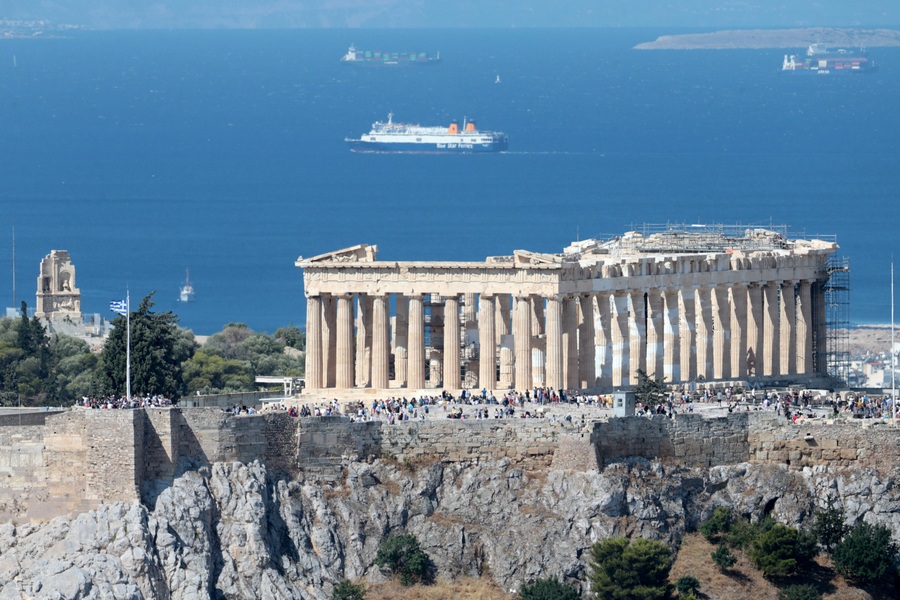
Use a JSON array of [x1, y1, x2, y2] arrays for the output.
[[635, 27, 900, 50]]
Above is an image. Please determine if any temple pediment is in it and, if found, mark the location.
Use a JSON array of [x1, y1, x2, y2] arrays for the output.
[[296, 244, 378, 266], [513, 250, 564, 266]]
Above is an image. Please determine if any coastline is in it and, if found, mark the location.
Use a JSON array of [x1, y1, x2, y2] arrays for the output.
[[635, 27, 900, 50]]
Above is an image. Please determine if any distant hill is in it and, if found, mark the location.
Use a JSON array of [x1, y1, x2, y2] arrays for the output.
[[636, 27, 900, 49]]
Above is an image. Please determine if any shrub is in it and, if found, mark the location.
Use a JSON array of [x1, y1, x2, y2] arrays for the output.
[[776, 583, 821, 600], [833, 521, 898, 583], [750, 524, 799, 578], [373, 533, 434, 586], [519, 577, 581, 600], [589, 537, 672, 600], [675, 575, 701, 595], [812, 497, 847, 553], [700, 506, 733, 542], [793, 528, 820, 563], [711, 544, 737, 571], [333, 579, 366, 600]]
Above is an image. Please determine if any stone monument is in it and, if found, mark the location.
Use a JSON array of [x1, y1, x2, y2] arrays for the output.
[[35, 250, 81, 319]]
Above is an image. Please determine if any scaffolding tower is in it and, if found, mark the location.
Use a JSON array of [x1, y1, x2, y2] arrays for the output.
[[825, 256, 851, 386]]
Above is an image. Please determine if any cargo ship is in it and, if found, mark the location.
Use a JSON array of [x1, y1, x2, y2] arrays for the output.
[[782, 43, 876, 74], [340, 45, 441, 66], [346, 114, 508, 154]]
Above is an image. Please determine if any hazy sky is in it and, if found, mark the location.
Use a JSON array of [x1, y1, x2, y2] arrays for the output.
[[4, 1, 900, 29]]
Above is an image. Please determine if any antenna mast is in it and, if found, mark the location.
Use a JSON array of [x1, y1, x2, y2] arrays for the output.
[[11, 226, 15, 309]]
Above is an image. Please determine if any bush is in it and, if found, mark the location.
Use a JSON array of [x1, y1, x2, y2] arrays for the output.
[[833, 521, 898, 583], [519, 577, 581, 600], [711, 544, 737, 571], [750, 524, 800, 578], [675, 575, 701, 595], [373, 533, 434, 586], [333, 579, 366, 600], [726, 515, 772, 551], [700, 506, 734, 542], [589, 537, 672, 600], [776, 583, 821, 600], [812, 497, 847, 553]]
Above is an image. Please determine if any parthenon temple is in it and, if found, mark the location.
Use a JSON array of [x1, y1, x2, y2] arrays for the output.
[[296, 226, 839, 393]]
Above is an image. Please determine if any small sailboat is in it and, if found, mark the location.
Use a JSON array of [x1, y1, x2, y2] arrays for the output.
[[494, 74, 501, 84], [178, 269, 195, 303]]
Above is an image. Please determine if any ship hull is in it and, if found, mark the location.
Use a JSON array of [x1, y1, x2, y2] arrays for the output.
[[347, 139, 507, 153]]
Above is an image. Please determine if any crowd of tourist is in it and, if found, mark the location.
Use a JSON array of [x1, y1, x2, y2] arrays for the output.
[[79, 395, 174, 409]]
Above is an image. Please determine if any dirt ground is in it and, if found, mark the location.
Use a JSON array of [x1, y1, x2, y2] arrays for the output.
[[845, 325, 896, 355]]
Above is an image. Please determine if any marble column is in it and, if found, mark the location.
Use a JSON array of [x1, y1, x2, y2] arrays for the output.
[[371, 294, 390, 389], [305, 295, 323, 389], [408, 295, 425, 389], [678, 287, 696, 384], [646, 289, 664, 380], [663, 289, 679, 383], [628, 290, 646, 385], [796, 280, 813, 374], [563, 296, 579, 390], [762, 282, 779, 377], [497, 295, 514, 389], [813, 281, 828, 374], [578, 294, 596, 389], [611, 292, 630, 388], [355, 294, 372, 387], [442, 295, 460, 389], [322, 295, 337, 388], [393, 297, 409, 387], [780, 281, 796, 376], [746, 283, 764, 378], [531, 296, 545, 387], [336, 294, 355, 388], [595, 293, 612, 389], [478, 294, 497, 390], [730, 284, 748, 379], [695, 286, 713, 381], [545, 296, 563, 390], [514, 295, 533, 390], [712, 285, 731, 381]]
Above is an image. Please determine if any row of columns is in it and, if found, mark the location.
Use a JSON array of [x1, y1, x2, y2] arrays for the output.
[[304, 280, 825, 391]]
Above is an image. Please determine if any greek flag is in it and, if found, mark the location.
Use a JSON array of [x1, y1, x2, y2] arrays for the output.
[[109, 300, 127, 316]]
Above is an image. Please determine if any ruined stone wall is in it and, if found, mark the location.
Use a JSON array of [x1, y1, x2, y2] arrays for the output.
[[748, 418, 900, 470], [592, 413, 753, 468], [0, 409, 143, 522]]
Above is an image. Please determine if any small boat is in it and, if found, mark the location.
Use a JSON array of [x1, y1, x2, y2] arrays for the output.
[[495, 74, 501, 84], [178, 269, 195, 303]]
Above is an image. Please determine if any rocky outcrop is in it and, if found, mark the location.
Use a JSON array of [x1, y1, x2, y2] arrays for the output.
[[1, 458, 899, 599]]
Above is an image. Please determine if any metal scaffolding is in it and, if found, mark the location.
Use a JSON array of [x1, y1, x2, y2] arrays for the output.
[[825, 256, 851, 386], [594, 223, 799, 256]]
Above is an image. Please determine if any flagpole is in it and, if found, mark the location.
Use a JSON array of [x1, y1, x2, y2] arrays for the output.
[[126, 289, 131, 402], [892, 259, 896, 420]]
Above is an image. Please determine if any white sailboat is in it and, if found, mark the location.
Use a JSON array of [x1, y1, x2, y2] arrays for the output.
[[178, 269, 195, 303]]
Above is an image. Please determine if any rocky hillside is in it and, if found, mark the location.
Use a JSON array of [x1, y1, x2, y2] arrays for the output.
[[1, 458, 898, 599]]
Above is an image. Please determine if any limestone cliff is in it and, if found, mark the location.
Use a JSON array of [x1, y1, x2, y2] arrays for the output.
[[1, 457, 898, 599]]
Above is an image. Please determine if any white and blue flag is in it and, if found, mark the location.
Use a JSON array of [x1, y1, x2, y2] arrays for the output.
[[109, 300, 127, 316]]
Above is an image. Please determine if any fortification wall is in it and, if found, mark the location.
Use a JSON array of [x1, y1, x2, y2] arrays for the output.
[[592, 413, 753, 468], [0, 409, 143, 522], [748, 418, 900, 469]]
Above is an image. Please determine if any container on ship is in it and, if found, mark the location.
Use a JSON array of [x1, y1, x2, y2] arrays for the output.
[[782, 43, 876, 74], [346, 114, 508, 154], [340, 45, 441, 66]]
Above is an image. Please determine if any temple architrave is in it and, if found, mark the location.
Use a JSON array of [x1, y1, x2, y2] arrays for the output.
[[296, 226, 838, 393]]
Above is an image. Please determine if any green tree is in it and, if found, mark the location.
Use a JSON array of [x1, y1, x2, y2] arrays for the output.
[[812, 496, 847, 553], [777, 584, 821, 600], [96, 293, 192, 399], [374, 533, 434, 586], [274, 324, 305, 350], [674, 575, 700, 596], [589, 537, 672, 600], [182, 350, 253, 394], [710, 544, 737, 571], [700, 506, 734, 543], [832, 521, 898, 583], [332, 579, 366, 600], [520, 577, 581, 600], [750, 524, 800, 578], [634, 369, 667, 407]]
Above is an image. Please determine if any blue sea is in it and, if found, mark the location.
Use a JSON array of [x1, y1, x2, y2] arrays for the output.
[[1, 29, 898, 335]]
